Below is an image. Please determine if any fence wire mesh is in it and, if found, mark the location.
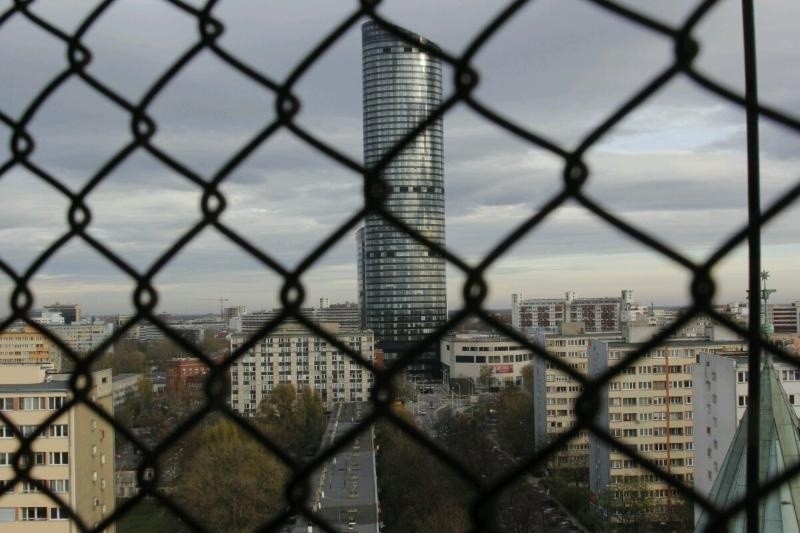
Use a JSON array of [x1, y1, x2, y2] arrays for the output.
[[0, 0, 799, 531]]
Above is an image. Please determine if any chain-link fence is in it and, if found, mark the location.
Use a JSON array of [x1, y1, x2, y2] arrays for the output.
[[1, 0, 799, 531]]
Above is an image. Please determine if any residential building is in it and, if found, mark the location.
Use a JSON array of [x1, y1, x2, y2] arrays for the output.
[[0, 366, 115, 531], [229, 322, 375, 414], [586, 332, 747, 516], [359, 21, 446, 374], [0, 325, 58, 368], [770, 302, 800, 334], [440, 332, 534, 388], [111, 374, 142, 408], [512, 291, 628, 334], [531, 323, 622, 467], [48, 323, 114, 359]]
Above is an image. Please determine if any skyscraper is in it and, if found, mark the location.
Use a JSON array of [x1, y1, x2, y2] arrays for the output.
[[359, 21, 446, 374]]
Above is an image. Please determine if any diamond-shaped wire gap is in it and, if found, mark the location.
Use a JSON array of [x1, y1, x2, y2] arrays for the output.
[[216, 128, 363, 273], [23, 236, 137, 344], [594, 0, 700, 28], [148, 228, 288, 337], [374, 406, 477, 532], [284, 13, 365, 166], [159, 411, 293, 532], [581, 78, 752, 265], [690, 0, 800, 110], [208, 1, 361, 85], [25, 0, 104, 36], [286, 403, 380, 532], [143, 49, 278, 181], [23, 76, 132, 192], [374, 1, 509, 53], [467, 0, 675, 150], [79, 0, 200, 102], [0, 166, 70, 273], [488, 445, 594, 532], [82, 150, 205, 272], [0, 9, 66, 116], [113, 498, 185, 533], [478, 198, 693, 321], [442, 106, 565, 264]]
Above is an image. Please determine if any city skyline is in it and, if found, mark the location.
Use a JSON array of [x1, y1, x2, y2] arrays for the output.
[[0, 1, 798, 316]]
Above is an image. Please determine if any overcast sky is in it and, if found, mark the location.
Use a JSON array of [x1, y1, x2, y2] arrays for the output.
[[0, 0, 798, 317]]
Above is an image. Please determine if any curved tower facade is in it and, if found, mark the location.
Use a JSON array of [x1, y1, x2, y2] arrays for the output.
[[360, 21, 446, 373]]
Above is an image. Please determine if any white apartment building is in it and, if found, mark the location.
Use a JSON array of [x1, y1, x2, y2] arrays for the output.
[[692, 352, 800, 512], [587, 334, 746, 515], [440, 332, 534, 388], [229, 322, 374, 414], [0, 366, 115, 532], [48, 323, 114, 360]]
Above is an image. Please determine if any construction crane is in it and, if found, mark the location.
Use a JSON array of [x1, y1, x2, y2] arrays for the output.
[[199, 298, 229, 320]]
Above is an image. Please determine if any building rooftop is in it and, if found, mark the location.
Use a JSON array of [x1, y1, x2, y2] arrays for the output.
[[0, 380, 70, 393]]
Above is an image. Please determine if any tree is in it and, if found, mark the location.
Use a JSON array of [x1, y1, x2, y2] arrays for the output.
[[257, 384, 325, 456], [494, 389, 534, 457], [520, 363, 533, 395], [177, 417, 287, 532], [479, 364, 495, 387]]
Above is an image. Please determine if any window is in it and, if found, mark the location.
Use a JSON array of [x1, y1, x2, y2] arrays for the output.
[[48, 396, 66, 410], [48, 424, 69, 437], [49, 479, 69, 493], [0, 452, 12, 465], [21, 481, 40, 493], [50, 507, 69, 520], [0, 399, 11, 411], [49, 452, 69, 465], [18, 397, 45, 410], [20, 425, 38, 437], [21, 507, 47, 521], [0, 425, 13, 438]]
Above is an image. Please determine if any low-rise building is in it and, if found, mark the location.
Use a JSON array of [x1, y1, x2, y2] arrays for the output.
[[440, 332, 534, 388], [0, 366, 115, 531], [229, 322, 374, 414], [111, 374, 142, 408]]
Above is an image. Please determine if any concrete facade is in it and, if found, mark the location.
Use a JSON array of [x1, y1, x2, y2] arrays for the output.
[[229, 323, 375, 414], [440, 333, 533, 388], [0, 367, 115, 531], [587, 337, 746, 516]]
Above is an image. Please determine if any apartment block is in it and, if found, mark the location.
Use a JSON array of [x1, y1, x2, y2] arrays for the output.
[[229, 322, 374, 414], [512, 290, 631, 334], [0, 326, 58, 368], [587, 334, 746, 515], [0, 366, 115, 531], [531, 324, 621, 467], [48, 324, 113, 360]]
